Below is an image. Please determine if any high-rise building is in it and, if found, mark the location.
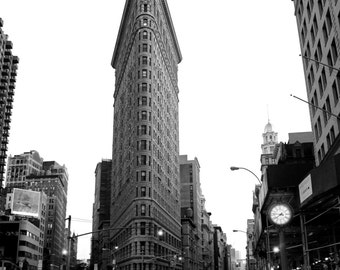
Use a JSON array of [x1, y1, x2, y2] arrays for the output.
[[292, 0, 340, 166], [5, 151, 69, 270], [91, 159, 112, 270], [179, 155, 203, 269], [1, 188, 47, 270], [290, 3, 340, 268], [200, 195, 214, 270], [0, 17, 19, 207], [110, 1, 182, 269]]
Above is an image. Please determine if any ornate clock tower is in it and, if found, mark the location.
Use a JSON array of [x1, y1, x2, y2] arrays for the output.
[[260, 121, 278, 169]]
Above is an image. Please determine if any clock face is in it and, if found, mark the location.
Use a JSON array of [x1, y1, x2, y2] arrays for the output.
[[269, 203, 292, 226]]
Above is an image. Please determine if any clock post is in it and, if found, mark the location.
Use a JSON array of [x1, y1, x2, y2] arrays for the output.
[[279, 228, 288, 270], [268, 202, 293, 270]]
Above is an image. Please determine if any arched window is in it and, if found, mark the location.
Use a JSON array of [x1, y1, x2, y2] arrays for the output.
[[143, 31, 148, 39]]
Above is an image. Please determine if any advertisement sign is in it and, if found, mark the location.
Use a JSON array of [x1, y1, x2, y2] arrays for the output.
[[11, 189, 40, 218], [299, 174, 313, 203]]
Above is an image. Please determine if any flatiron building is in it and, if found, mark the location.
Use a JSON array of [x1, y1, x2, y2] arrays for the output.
[[110, 1, 182, 269]]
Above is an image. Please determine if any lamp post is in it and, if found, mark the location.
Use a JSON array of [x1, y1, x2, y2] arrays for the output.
[[230, 166, 261, 185], [233, 230, 251, 270]]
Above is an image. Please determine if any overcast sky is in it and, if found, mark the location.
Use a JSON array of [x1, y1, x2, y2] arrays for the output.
[[1, 0, 311, 260]]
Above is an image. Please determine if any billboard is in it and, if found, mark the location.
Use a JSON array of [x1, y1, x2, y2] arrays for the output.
[[11, 189, 41, 218]]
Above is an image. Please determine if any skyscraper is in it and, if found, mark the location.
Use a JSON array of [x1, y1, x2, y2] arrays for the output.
[[110, 1, 182, 269], [179, 155, 202, 269], [6, 151, 69, 270], [292, 0, 340, 165], [0, 18, 19, 188], [91, 159, 112, 270]]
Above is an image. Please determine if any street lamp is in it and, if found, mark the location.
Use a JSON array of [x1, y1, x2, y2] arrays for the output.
[[230, 166, 261, 185], [233, 230, 252, 270]]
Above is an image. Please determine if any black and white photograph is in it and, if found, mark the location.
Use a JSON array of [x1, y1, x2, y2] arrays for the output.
[[0, 1, 340, 270]]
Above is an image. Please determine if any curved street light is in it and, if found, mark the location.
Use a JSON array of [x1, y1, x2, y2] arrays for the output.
[[230, 166, 261, 185]]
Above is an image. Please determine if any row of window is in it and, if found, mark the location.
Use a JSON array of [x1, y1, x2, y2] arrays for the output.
[[309, 70, 340, 118], [317, 123, 337, 162], [19, 240, 39, 251]]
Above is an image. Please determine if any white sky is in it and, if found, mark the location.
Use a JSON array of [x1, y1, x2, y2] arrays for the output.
[[1, 0, 312, 260]]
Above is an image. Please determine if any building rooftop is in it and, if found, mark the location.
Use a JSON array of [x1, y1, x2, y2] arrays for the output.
[[288, 132, 313, 144]]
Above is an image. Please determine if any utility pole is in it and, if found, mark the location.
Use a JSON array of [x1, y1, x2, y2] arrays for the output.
[[66, 215, 71, 270]]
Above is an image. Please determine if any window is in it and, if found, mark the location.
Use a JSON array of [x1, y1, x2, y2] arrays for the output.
[[141, 125, 147, 135], [331, 39, 338, 64], [308, 74, 312, 90], [317, 116, 322, 139], [332, 80, 339, 105], [322, 23, 329, 44], [323, 105, 328, 125], [321, 144, 326, 158], [307, 2, 311, 20], [317, 41, 323, 67], [318, 0, 323, 17], [318, 77, 324, 97], [327, 51, 334, 70], [142, 69, 147, 78], [330, 126, 335, 143], [140, 222, 146, 235], [141, 140, 147, 150], [141, 204, 146, 216], [142, 83, 147, 91], [142, 56, 147, 65], [143, 31, 148, 39], [311, 26, 316, 44], [313, 16, 319, 33], [141, 187, 146, 197], [141, 171, 147, 181], [141, 155, 147, 165], [310, 66, 315, 84], [142, 44, 148, 52], [326, 133, 331, 149], [326, 96, 332, 119], [326, 10, 333, 31], [143, 4, 148, 12], [142, 96, 147, 106], [141, 111, 147, 120], [314, 123, 319, 141]]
